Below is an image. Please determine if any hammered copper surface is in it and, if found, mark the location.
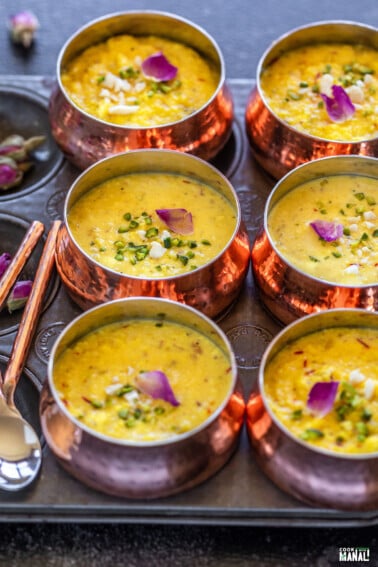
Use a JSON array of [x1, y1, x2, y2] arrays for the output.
[[55, 150, 251, 318], [251, 155, 378, 325], [40, 297, 244, 499], [246, 309, 378, 511], [49, 11, 234, 170], [245, 21, 378, 179], [1, 75, 377, 525]]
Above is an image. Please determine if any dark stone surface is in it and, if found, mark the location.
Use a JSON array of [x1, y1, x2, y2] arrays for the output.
[[0, 0, 378, 564], [0, 523, 377, 566]]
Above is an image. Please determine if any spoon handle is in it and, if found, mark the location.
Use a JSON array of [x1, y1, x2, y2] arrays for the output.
[[0, 220, 45, 311], [2, 221, 62, 406]]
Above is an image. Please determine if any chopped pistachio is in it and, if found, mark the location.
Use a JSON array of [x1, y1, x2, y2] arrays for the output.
[[177, 254, 189, 266], [301, 428, 324, 441], [291, 409, 303, 420], [145, 227, 158, 238], [287, 90, 301, 100], [354, 192, 365, 201], [361, 408, 372, 422]]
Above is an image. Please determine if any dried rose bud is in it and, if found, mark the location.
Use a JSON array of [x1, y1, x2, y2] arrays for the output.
[[24, 135, 46, 152], [0, 141, 27, 162], [7, 280, 33, 313], [17, 160, 34, 173], [0, 252, 12, 279], [0, 135, 45, 162], [8, 11, 39, 48], [0, 156, 23, 190], [0, 134, 25, 147]]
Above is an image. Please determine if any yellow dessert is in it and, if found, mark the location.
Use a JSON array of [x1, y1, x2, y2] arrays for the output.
[[53, 317, 232, 441], [264, 326, 378, 454], [68, 171, 236, 278], [61, 34, 219, 126], [268, 174, 378, 285], [260, 43, 378, 141]]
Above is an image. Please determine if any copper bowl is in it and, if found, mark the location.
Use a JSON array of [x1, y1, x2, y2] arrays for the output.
[[55, 149, 250, 317], [40, 297, 244, 499], [251, 155, 378, 326], [246, 308, 378, 510], [245, 21, 378, 179], [49, 11, 234, 170]]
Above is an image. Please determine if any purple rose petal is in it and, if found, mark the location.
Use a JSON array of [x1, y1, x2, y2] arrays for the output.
[[7, 280, 32, 313], [310, 220, 343, 242], [307, 381, 339, 417], [135, 370, 180, 406], [156, 208, 194, 235], [141, 52, 178, 82], [321, 85, 355, 123], [0, 252, 12, 279]]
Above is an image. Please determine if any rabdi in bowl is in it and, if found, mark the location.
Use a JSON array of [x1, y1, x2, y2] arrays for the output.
[[49, 11, 234, 169], [252, 155, 378, 325], [55, 149, 250, 317], [40, 297, 244, 498], [247, 308, 378, 510], [245, 21, 378, 179]]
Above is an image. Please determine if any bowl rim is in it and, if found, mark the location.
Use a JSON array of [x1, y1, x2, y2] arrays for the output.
[[62, 148, 243, 281], [262, 154, 378, 289], [47, 296, 239, 447], [257, 307, 378, 461], [255, 19, 378, 144], [55, 9, 226, 129]]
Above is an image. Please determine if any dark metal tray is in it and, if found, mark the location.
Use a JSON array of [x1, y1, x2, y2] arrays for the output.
[[0, 76, 377, 527]]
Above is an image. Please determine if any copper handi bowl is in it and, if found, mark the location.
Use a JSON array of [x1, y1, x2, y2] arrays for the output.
[[40, 297, 244, 499], [55, 149, 250, 317], [245, 21, 378, 179], [251, 155, 378, 326], [246, 308, 378, 511], [48, 11, 234, 170]]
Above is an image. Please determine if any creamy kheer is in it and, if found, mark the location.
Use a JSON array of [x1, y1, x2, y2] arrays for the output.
[[61, 34, 219, 126], [260, 43, 378, 141], [268, 174, 378, 285], [264, 326, 378, 454], [68, 172, 236, 278], [53, 318, 232, 441]]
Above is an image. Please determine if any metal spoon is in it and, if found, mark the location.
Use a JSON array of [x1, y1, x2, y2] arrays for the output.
[[0, 221, 61, 491]]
